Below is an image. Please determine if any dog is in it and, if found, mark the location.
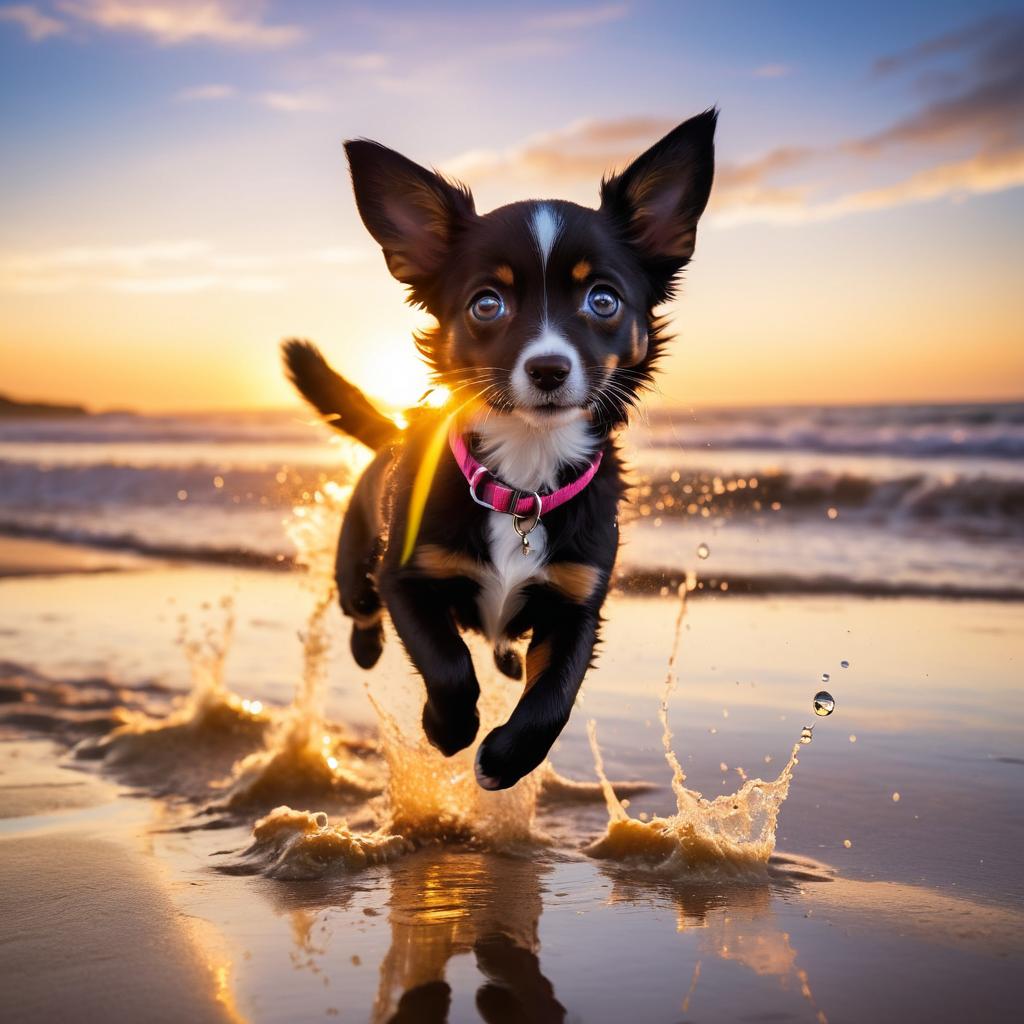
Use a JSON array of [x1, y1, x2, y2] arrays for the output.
[[284, 109, 716, 790]]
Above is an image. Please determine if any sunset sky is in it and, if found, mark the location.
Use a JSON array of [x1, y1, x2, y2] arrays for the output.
[[1, 0, 1021, 411]]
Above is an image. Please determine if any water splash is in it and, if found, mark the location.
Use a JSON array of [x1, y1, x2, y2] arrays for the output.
[[223, 477, 550, 869], [76, 598, 271, 797], [813, 691, 835, 716], [367, 681, 544, 848], [584, 590, 805, 876], [229, 806, 410, 880], [217, 483, 382, 811]]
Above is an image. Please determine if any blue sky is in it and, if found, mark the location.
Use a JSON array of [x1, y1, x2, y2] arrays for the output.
[[1, 1, 1021, 409]]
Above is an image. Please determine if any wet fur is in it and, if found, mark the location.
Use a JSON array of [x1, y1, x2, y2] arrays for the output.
[[284, 110, 716, 789]]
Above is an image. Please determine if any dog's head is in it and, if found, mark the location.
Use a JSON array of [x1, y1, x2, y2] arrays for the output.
[[345, 110, 715, 429]]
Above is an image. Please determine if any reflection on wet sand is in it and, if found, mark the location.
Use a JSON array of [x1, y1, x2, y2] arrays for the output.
[[605, 863, 829, 1022], [374, 850, 564, 1024]]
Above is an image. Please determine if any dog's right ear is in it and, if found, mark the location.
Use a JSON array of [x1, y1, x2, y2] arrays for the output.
[[344, 140, 476, 293]]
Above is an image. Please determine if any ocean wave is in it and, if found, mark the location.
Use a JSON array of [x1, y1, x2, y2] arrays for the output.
[[3, 458, 1023, 539], [645, 401, 1024, 459], [0, 459, 344, 509], [0, 410, 328, 446], [633, 467, 1024, 537], [4, 402, 1022, 458]]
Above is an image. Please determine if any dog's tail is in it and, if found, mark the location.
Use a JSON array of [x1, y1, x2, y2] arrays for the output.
[[282, 339, 400, 451]]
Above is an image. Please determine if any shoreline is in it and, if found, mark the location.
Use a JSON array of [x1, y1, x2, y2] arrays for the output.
[[2, 532, 1019, 601]]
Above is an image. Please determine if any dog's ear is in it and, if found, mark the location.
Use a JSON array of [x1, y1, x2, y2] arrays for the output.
[[344, 140, 476, 291], [600, 109, 716, 284]]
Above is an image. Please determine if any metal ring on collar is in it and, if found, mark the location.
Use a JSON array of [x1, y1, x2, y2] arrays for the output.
[[512, 492, 543, 536], [468, 465, 495, 510]]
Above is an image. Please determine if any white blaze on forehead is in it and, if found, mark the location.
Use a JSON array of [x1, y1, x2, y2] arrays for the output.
[[530, 204, 563, 271]]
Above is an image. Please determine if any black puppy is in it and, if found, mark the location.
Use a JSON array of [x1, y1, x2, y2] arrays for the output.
[[284, 110, 716, 789]]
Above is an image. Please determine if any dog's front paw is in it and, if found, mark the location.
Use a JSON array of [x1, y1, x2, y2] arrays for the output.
[[422, 697, 479, 757], [474, 720, 557, 791]]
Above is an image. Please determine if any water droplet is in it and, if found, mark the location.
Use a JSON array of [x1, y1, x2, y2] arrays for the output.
[[821, 672, 830, 683], [813, 691, 835, 716], [840, 660, 850, 669], [697, 542, 710, 559], [843, 838, 852, 848], [800, 726, 814, 745], [891, 792, 900, 803], [314, 812, 329, 829]]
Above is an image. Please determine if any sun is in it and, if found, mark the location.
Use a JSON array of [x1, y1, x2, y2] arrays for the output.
[[355, 342, 432, 410]]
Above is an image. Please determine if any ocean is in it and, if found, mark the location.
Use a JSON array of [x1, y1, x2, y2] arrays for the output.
[[1, 400, 1021, 599]]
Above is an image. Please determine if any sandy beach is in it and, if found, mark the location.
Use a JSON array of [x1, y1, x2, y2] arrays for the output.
[[5, 1, 1024, 1015], [2, 533, 1021, 1023]]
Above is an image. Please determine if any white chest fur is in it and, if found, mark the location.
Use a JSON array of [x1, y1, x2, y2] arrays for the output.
[[474, 411, 594, 493], [471, 410, 595, 643], [479, 511, 548, 643]]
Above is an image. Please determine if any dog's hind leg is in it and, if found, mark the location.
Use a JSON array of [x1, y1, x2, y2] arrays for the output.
[[335, 453, 390, 669], [336, 511, 385, 669]]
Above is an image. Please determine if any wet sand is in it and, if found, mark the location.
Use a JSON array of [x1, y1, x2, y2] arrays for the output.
[[0, 536, 154, 577], [1, 535, 1022, 1022], [0, 742, 235, 1024]]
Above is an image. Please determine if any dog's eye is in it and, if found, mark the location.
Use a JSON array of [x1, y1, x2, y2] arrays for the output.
[[469, 291, 505, 322], [587, 287, 620, 318]]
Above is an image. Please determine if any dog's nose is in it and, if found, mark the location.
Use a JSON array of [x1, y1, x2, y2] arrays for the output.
[[525, 354, 571, 392]]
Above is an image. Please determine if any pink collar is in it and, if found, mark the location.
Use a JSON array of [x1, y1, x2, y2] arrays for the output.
[[448, 425, 603, 519]]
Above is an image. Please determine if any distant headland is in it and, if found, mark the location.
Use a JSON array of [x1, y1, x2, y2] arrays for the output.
[[0, 393, 89, 418]]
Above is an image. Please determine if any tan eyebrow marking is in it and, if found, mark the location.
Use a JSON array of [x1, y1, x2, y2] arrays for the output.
[[495, 264, 514, 286], [572, 259, 592, 282]]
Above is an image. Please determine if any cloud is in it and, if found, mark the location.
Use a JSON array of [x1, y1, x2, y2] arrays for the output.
[[2, 240, 212, 273], [57, 0, 302, 48], [330, 50, 389, 73], [108, 274, 282, 293], [752, 63, 792, 79], [0, 4, 65, 39], [826, 145, 1024, 217], [443, 13, 1024, 227], [0, 240, 368, 294], [857, 12, 1023, 154], [444, 116, 677, 182], [871, 14, 1010, 77], [526, 3, 629, 31], [258, 90, 328, 112], [175, 83, 236, 101], [714, 146, 1024, 227]]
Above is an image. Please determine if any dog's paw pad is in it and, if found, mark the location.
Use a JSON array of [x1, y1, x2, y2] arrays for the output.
[[474, 746, 503, 790]]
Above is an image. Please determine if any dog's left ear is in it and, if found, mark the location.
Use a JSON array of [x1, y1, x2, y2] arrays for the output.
[[600, 109, 716, 283], [344, 139, 476, 295]]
